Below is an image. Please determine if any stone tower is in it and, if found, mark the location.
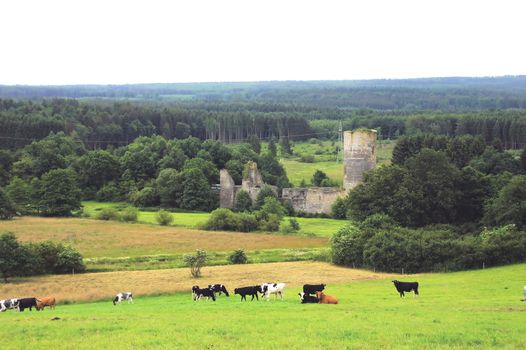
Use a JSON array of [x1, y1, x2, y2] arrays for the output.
[[343, 129, 377, 191]]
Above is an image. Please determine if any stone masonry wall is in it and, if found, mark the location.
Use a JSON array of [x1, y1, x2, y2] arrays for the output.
[[282, 187, 345, 214], [343, 129, 377, 191]]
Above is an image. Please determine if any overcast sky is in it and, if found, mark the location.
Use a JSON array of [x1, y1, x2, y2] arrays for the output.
[[1, 0, 525, 85]]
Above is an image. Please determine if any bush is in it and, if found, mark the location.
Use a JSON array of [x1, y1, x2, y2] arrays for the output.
[[331, 197, 348, 219], [258, 196, 286, 221], [260, 213, 281, 232], [95, 183, 122, 202], [54, 246, 86, 274], [234, 190, 252, 212], [299, 154, 315, 163], [184, 249, 207, 278], [96, 207, 119, 221], [281, 218, 300, 234], [202, 208, 240, 231], [155, 210, 173, 226], [120, 207, 139, 223], [130, 187, 159, 208], [228, 249, 248, 264], [237, 213, 259, 232]]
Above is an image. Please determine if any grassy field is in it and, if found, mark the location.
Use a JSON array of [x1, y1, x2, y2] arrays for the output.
[[282, 140, 394, 186], [2, 217, 327, 258], [82, 201, 347, 237], [1, 263, 525, 349]]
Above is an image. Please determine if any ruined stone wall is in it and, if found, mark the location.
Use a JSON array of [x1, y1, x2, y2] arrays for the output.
[[219, 169, 236, 209], [343, 129, 377, 191], [282, 187, 345, 214]]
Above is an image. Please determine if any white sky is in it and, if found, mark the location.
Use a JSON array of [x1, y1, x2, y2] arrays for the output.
[[0, 0, 525, 85]]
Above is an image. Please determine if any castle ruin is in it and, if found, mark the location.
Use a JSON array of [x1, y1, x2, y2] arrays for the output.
[[219, 129, 377, 214]]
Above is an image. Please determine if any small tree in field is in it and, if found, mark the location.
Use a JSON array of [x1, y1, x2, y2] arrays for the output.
[[184, 249, 207, 278], [155, 210, 173, 226], [228, 249, 248, 264]]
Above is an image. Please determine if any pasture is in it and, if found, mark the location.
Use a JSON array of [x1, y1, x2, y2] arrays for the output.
[[82, 201, 347, 237], [1, 263, 525, 349]]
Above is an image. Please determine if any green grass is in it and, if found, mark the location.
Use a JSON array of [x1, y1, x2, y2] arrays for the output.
[[2, 263, 525, 349], [82, 201, 348, 238], [281, 159, 343, 186], [85, 248, 330, 272]]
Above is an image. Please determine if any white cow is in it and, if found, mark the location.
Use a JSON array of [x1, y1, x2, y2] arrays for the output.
[[0, 299, 19, 312], [113, 292, 133, 305], [260, 283, 286, 301]]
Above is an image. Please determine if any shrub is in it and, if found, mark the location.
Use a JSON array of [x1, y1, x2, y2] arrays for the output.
[[130, 186, 159, 207], [299, 154, 315, 163], [281, 218, 300, 234], [54, 246, 86, 274], [254, 186, 278, 209], [234, 190, 252, 212], [258, 196, 286, 221], [120, 207, 139, 223], [155, 210, 173, 226], [96, 207, 119, 221], [331, 197, 348, 219], [228, 249, 248, 264], [184, 249, 207, 278], [237, 213, 259, 232], [95, 183, 122, 202], [202, 208, 240, 231], [260, 213, 281, 232]]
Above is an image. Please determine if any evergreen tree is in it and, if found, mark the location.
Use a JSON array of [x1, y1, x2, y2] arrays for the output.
[[234, 190, 252, 212]]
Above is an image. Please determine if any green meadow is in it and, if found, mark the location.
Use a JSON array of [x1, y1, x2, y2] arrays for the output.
[[82, 201, 347, 237], [2, 263, 525, 349]]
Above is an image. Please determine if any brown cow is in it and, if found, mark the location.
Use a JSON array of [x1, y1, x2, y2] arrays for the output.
[[316, 291, 338, 304], [36, 296, 56, 311]]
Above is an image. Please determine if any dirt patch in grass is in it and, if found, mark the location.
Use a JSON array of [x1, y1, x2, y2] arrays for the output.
[[1, 217, 328, 257], [0, 261, 391, 303]]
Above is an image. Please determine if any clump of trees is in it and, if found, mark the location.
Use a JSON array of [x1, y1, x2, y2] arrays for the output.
[[0, 232, 85, 282], [331, 217, 526, 273]]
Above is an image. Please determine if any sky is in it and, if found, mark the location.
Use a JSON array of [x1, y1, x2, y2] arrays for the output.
[[1, 0, 525, 85]]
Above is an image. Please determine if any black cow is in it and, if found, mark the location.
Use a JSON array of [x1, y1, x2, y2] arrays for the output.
[[192, 286, 216, 301], [303, 284, 326, 295], [234, 286, 260, 301], [392, 280, 419, 297], [18, 297, 37, 312], [298, 292, 319, 303], [208, 284, 230, 297]]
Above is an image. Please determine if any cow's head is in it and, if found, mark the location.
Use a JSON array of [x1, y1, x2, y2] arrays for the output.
[[298, 292, 305, 301], [392, 280, 399, 286], [192, 285, 199, 292], [315, 291, 324, 299], [234, 288, 239, 295]]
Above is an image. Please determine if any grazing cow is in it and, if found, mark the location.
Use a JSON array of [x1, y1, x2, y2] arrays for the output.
[[113, 292, 133, 305], [260, 282, 286, 301], [315, 291, 338, 304], [521, 285, 526, 301], [192, 286, 216, 301], [36, 296, 56, 311], [303, 284, 326, 295], [392, 280, 419, 297], [298, 292, 318, 304], [208, 284, 230, 297], [234, 286, 260, 301], [18, 297, 37, 312], [0, 299, 19, 312]]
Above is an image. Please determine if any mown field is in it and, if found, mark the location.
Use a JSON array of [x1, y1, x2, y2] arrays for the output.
[[2, 217, 328, 258], [1, 263, 525, 349]]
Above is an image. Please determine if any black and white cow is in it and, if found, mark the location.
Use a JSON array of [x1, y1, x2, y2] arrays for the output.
[[303, 284, 326, 295], [113, 292, 133, 305], [18, 298, 37, 312], [234, 286, 260, 301], [192, 286, 216, 301], [298, 292, 319, 304], [392, 280, 419, 297], [260, 282, 286, 301], [208, 284, 230, 297], [0, 298, 19, 312]]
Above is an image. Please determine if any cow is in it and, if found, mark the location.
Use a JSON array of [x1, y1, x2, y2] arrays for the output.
[[18, 297, 37, 312], [303, 284, 325, 295], [260, 282, 286, 301], [208, 284, 230, 297], [392, 280, 419, 297], [192, 286, 216, 301], [0, 299, 19, 312], [113, 292, 133, 305], [315, 291, 338, 304], [298, 292, 318, 304], [36, 296, 56, 311], [234, 286, 260, 301]]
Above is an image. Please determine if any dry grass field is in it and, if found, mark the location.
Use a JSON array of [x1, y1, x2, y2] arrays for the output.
[[1, 217, 327, 257], [0, 261, 390, 303]]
